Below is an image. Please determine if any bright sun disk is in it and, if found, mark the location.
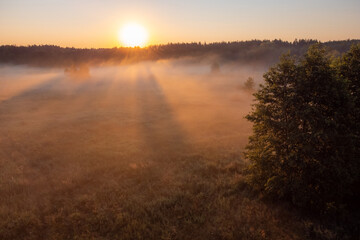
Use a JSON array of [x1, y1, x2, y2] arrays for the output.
[[119, 23, 148, 47]]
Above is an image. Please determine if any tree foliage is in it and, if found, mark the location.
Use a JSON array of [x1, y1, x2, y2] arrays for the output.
[[243, 77, 255, 91], [245, 44, 360, 219], [1, 39, 359, 67]]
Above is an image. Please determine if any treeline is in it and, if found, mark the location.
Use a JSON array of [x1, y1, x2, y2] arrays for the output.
[[245, 44, 360, 238], [0, 39, 359, 67]]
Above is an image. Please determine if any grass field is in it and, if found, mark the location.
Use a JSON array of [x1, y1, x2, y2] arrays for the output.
[[0, 62, 319, 239]]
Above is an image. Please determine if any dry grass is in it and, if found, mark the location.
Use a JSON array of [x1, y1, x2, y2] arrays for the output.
[[0, 62, 319, 239], [0, 151, 308, 240]]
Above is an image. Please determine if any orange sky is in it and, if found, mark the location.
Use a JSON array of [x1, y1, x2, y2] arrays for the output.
[[1, 0, 360, 48]]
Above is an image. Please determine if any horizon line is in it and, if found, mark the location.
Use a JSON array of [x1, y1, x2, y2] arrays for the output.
[[2, 38, 360, 50]]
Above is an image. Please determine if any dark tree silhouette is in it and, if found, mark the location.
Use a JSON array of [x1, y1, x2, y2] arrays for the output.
[[1, 40, 359, 67], [245, 45, 359, 223]]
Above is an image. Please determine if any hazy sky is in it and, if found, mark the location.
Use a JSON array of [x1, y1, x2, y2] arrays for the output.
[[1, 0, 359, 48]]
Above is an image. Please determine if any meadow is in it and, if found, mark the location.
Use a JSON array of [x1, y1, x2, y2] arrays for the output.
[[0, 59, 319, 239]]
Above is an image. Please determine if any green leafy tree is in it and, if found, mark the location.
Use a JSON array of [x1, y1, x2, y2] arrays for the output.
[[245, 54, 299, 200], [340, 44, 360, 105], [338, 44, 360, 211], [245, 45, 357, 215]]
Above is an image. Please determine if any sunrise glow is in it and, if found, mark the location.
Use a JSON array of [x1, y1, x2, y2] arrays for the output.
[[119, 23, 148, 47]]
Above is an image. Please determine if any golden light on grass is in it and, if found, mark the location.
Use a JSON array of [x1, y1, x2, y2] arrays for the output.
[[119, 23, 148, 47]]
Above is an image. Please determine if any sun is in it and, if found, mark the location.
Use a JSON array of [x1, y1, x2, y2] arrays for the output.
[[119, 23, 148, 48]]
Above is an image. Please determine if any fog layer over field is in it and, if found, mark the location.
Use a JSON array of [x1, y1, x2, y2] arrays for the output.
[[1, 61, 302, 239], [0, 60, 264, 159]]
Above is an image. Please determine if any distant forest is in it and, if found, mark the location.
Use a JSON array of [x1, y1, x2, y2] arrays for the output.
[[1, 39, 360, 67]]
